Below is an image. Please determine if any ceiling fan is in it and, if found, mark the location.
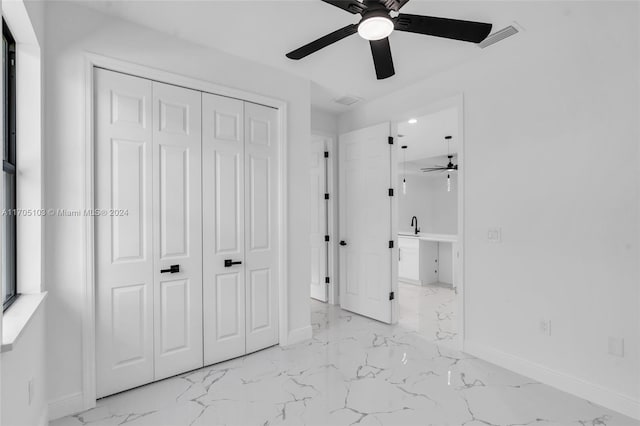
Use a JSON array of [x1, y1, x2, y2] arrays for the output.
[[420, 155, 458, 173], [421, 135, 458, 172], [286, 0, 492, 80]]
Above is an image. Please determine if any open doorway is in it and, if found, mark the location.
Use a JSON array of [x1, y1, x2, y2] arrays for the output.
[[395, 106, 461, 347]]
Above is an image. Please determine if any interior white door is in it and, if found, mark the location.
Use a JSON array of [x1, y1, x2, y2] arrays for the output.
[[152, 81, 203, 380], [95, 69, 155, 398], [244, 102, 279, 353], [309, 135, 328, 302], [339, 122, 393, 323], [202, 93, 246, 365]]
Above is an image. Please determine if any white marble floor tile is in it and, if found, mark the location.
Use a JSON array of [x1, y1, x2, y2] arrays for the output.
[[398, 282, 458, 346], [52, 298, 638, 426]]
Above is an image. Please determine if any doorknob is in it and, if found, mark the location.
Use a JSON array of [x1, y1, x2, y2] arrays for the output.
[[339, 241, 347, 246], [161, 264, 180, 274], [224, 259, 243, 267]]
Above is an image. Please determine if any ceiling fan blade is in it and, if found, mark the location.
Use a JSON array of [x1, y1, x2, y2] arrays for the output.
[[321, 0, 367, 14], [380, 0, 411, 12], [394, 13, 492, 43], [286, 24, 359, 60], [369, 37, 395, 80], [421, 167, 445, 172]]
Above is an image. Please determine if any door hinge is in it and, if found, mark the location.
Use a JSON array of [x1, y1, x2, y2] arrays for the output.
[[389, 291, 395, 301], [389, 240, 394, 248], [325, 277, 330, 284], [325, 235, 330, 242], [388, 188, 394, 197], [324, 193, 330, 200], [388, 136, 394, 145], [324, 151, 329, 158]]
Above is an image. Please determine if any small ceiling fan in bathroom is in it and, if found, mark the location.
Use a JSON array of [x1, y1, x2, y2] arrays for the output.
[[421, 136, 458, 192], [420, 155, 458, 173], [420, 136, 458, 173], [285, 0, 492, 79]]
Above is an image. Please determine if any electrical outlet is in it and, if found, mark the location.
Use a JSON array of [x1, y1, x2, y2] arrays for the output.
[[539, 319, 551, 336], [488, 227, 502, 243], [608, 337, 624, 357]]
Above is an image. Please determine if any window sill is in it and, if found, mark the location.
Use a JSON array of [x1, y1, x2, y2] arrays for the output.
[[1, 291, 47, 353]]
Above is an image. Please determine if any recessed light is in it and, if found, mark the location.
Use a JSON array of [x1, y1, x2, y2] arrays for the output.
[[408, 118, 417, 124]]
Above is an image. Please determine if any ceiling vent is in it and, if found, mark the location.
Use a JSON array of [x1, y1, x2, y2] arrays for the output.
[[334, 95, 362, 106], [478, 25, 519, 49]]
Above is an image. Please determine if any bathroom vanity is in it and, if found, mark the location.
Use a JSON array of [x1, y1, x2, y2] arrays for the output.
[[398, 233, 458, 287]]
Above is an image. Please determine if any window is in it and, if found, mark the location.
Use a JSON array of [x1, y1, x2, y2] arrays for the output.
[[2, 20, 16, 311]]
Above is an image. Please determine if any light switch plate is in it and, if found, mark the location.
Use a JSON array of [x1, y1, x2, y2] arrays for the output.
[[488, 227, 502, 243]]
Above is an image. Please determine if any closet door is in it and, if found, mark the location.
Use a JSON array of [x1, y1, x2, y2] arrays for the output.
[[244, 102, 279, 353], [95, 69, 154, 398], [152, 82, 203, 379], [202, 94, 246, 365]]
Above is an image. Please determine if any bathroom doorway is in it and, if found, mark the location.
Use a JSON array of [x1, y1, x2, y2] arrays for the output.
[[394, 103, 463, 348]]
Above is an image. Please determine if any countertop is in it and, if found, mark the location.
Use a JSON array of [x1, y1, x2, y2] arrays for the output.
[[398, 232, 458, 243]]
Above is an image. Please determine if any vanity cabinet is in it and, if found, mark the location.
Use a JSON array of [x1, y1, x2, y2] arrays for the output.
[[398, 235, 455, 286], [398, 237, 420, 283], [398, 236, 438, 285]]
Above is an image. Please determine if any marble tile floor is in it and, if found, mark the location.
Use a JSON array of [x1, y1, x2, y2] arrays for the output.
[[397, 282, 457, 347], [53, 299, 639, 426]]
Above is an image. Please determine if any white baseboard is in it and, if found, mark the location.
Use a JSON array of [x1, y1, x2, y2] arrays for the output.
[[399, 278, 421, 286], [286, 325, 312, 346], [48, 391, 84, 421], [465, 340, 640, 421]]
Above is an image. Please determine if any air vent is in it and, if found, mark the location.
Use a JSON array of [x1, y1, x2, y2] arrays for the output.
[[478, 25, 519, 49], [334, 95, 362, 106]]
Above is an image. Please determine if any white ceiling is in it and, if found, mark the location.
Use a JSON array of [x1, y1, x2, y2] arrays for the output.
[[397, 106, 458, 162], [80, 0, 533, 113]]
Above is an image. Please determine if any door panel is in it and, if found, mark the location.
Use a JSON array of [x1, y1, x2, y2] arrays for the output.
[[95, 69, 154, 398], [160, 279, 190, 354], [152, 82, 203, 379], [248, 156, 270, 250], [111, 284, 147, 367], [245, 102, 279, 353], [339, 122, 393, 323], [309, 135, 328, 302], [159, 145, 189, 257], [202, 94, 247, 365]]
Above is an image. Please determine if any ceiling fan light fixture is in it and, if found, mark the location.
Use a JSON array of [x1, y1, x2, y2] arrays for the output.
[[358, 15, 394, 41]]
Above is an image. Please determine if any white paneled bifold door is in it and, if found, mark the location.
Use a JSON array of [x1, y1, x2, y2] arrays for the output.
[[95, 68, 279, 398], [152, 82, 203, 381], [201, 94, 279, 364], [339, 123, 393, 324], [95, 69, 155, 398]]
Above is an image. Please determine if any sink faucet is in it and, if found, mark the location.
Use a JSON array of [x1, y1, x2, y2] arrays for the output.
[[410, 216, 420, 235]]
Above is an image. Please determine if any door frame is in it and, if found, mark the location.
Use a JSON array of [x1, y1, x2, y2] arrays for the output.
[[310, 132, 339, 305], [82, 53, 289, 410], [390, 94, 465, 348]]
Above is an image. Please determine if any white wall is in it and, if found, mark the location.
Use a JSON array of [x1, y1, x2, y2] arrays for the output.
[[43, 1, 311, 417], [1, 1, 47, 425], [311, 106, 338, 135], [398, 174, 457, 235], [340, 2, 639, 418], [1, 306, 48, 426]]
